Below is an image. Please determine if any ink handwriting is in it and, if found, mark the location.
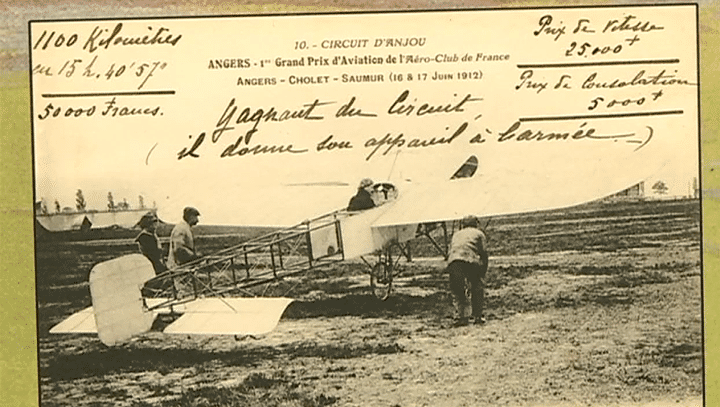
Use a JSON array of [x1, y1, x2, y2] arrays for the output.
[[387, 90, 482, 116], [210, 98, 332, 144], [83, 23, 182, 53], [497, 121, 654, 151], [37, 98, 162, 120], [364, 122, 468, 160]]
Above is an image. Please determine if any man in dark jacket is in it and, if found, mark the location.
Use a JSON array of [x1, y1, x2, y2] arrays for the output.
[[135, 212, 167, 274], [347, 178, 376, 211], [446, 215, 488, 326]]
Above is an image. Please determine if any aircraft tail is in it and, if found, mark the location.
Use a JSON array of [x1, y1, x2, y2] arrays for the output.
[[89, 254, 156, 346], [49, 254, 294, 345]]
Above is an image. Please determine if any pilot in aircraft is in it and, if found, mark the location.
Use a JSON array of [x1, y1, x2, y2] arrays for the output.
[[347, 178, 377, 211], [446, 215, 489, 327], [135, 212, 166, 274], [167, 206, 202, 268], [348, 178, 375, 211]]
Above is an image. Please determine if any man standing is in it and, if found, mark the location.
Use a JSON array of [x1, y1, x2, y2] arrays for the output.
[[446, 215, 488, 327], [135, 212, 166, 274], [167, 206, 201, 268]]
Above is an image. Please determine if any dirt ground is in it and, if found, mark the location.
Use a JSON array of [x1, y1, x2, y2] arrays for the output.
[[35, 199, 703, 407]]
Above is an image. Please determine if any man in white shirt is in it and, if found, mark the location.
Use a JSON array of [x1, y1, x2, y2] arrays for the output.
[[167, 206, 201, 268]]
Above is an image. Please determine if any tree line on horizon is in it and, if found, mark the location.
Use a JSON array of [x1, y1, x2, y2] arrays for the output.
[[36, 190, 156, 215]]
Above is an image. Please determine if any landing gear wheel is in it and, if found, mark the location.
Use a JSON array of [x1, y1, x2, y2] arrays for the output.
[[370, 261, 393, 301]]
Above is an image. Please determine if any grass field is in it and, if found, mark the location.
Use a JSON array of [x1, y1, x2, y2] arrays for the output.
[[35, 198, 702, 406]]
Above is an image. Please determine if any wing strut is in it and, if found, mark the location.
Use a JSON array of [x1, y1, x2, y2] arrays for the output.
[[416, 222, 451, 260]]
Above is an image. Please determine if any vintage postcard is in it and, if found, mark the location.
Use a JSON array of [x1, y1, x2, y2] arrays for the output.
[[29, 5, 703, 406]]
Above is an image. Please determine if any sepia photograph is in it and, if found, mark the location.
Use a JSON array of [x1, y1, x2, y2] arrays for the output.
[[0, 1, 713, 406]]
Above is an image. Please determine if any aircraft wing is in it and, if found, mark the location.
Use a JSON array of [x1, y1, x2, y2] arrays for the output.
[[48, 306, 97, 334], [372, 140, 670, 228], [36, 210, 151, 232], [162, 298, 294, 336], [50, 298, 293, 338], [157, 184, 354, 227], [35, 213, 88, 232], [48, 298, 179, 335]]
